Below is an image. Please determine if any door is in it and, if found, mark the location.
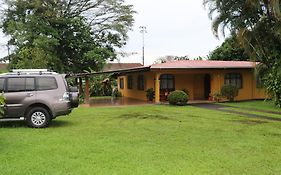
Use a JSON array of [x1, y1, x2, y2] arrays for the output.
[[160, 74, 175, 101], [193, 75, 205, 99], [4, 77, 36, 118]]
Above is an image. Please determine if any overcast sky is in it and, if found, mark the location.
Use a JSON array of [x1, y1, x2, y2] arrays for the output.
[[0, 0, 225, 65], [120, 0, 225, 65]]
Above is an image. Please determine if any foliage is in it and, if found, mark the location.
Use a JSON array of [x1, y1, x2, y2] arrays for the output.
[[181, 89, 190, 96], [89, 74, 115, 97], [263, 65, 281, 107], [0, 93, 6, 117], [146, 88, 154, 101], [204, 0, 281, 107], [208, 36, 250, 61], [221, 84, 239, 102], [213, 92, 222, 102], [153, 55, 189, 64], [167, 90, 188, 105], [1, 0, 135, 73]]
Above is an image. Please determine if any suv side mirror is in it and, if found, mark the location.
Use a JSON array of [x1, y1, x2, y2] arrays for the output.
[[69, 86, 78, 92]]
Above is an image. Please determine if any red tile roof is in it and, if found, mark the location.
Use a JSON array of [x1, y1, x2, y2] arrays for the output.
[[151, 60, 257, 69], [103, 63, 143, 72]]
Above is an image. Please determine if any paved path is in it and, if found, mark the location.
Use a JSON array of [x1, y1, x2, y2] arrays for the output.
[[191, 103, 281, 122]]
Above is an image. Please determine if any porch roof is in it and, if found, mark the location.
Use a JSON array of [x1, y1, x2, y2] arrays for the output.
[[71, 66, 150, 78], [151, 60, 257, 69]]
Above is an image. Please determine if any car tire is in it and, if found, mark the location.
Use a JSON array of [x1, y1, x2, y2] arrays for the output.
[[26, 107, 51, 128]]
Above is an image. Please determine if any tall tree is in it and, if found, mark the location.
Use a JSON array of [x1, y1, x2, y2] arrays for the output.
[[1, 0, 135, 73], [204, 0, 281, 107]]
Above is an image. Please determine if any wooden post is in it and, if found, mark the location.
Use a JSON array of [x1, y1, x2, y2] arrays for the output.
[[84, 76, 90, 104], [155, 74, 160, 103], [78, 77, 83, 95]]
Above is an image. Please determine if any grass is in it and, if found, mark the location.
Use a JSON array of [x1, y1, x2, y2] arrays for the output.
[[222, 107, 281, 119], [1, 102, 281, 174], [220, 100, 281, 112]]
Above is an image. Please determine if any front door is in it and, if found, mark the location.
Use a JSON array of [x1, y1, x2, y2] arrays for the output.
[[204, 74, 211, 99], [160, 74, 175, 101]]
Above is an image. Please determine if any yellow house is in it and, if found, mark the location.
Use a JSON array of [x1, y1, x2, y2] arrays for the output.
[[116, 60, 266, 103]]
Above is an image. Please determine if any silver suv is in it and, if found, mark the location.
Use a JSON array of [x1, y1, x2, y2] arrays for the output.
[[0, 69, 79, 128]]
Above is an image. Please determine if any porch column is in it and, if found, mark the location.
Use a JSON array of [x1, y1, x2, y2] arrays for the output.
[[155, 73, 161, 103], [84, 76, 90, 104]]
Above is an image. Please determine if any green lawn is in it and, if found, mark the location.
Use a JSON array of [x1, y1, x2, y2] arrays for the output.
[[1, 102, 281, 175], [220, 100, 281, 112]]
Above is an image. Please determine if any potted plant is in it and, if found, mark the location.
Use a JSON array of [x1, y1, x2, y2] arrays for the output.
[[146, 88, 154, 101], [213, 92, 222, 102]]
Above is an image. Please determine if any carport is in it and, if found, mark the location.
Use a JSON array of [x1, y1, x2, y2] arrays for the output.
[[70, 66, 150, 104]]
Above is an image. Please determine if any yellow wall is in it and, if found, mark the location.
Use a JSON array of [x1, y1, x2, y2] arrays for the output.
[[118, 71, 155, 101], [210, 69, 266, 100], [117, 68, 267, 102]]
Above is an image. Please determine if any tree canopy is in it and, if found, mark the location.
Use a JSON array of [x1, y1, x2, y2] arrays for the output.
[[1, 0, 135, 73], [208, 36, 250, 61], [153, 55, 189, 64], [204, 0, 281, 107]]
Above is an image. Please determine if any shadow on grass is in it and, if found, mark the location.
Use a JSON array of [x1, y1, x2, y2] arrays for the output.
[[231, 119, 268, 125], [0, 121, 26, 128], [267, 132, 281, 137], [49, 120, 73, 128], [118, 112, 172, 120], [0, 120, 72, 128]]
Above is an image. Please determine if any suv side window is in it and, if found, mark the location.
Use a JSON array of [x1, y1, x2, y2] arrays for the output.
[[0, 78, 5, 92], [7, 78, 35, 92], [26, 78, 35, 91], [37, 77, 58, 90]]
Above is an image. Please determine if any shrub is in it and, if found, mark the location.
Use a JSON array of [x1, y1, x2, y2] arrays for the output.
[[0, 93, 5, 117], [168, 90, 188, 105], [221, 84, 239, 102]]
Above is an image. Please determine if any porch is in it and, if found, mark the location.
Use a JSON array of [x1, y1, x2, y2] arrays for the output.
[[153, 72, 215, 103], [82, 97, 215, 107]]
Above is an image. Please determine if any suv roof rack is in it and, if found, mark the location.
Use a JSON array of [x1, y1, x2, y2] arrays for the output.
[[9, 69, 58, 75]]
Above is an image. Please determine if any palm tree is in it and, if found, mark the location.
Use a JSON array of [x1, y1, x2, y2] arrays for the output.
[[204, 0, 281, 107]]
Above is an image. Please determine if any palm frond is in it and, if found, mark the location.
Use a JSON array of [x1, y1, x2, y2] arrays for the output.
[[270, 0, 281, 21], [212, 14, 228, 38]]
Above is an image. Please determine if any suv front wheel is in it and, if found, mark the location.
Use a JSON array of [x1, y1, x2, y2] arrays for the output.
[[26, 107, 51, 128]]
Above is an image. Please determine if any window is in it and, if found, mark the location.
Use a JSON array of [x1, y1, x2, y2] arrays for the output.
[[160, 74, 175, 90], [0, 78, 4, 92], [7, 78, 35, 92], [224, 73, 242, 89], [256, 75, 264, 88], [127, 75, 133, 89], [137, 75, 145, 90], [26, 78, 35, 91], [119, 78, 124, 89], [37, 77, 58, 90]]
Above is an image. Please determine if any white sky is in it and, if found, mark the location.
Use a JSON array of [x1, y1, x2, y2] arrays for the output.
[[0, 0, 225, 65], [119, 0, 225, 65]]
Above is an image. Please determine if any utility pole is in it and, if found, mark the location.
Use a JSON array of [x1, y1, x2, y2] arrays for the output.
[[7, 43, 10, 62], [139, 26, 147, 66]]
